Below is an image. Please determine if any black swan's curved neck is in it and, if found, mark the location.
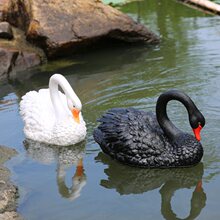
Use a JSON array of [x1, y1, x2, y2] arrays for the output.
[[156, 90, 198, 140]]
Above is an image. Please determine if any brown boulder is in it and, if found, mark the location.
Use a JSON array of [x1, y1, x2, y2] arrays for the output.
[[0, 22, 13, 39], [0, 27, 44, 81], [0, 47, 42, 80], [3, 0, 159, 58], [1, 0, 31, 31], [0, 0, 10, 21], [0, 48, 17, 80], [0, 211, 23, 220], [0, 145, 23, 220]]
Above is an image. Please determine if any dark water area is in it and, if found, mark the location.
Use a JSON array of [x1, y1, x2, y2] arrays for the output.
[[0, 0, 220, 219]]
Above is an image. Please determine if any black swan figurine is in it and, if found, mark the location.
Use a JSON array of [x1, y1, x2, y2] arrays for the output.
[[93, 90, 205, 168]]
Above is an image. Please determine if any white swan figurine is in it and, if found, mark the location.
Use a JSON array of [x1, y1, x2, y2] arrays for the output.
[[20, 74, 86, 146]]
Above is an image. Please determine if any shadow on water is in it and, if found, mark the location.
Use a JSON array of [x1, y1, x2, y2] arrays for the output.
[[7, 43, 154, 94], [23, 139, 87, 201], [96, 152, 206, 220]]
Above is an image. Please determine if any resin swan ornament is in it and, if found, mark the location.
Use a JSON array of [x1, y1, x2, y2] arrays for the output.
[[93, 90, 205, 168], [20, 74, 86, 146]]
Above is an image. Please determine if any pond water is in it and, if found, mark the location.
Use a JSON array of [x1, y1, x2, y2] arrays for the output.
[[1, 0, 220, 219]]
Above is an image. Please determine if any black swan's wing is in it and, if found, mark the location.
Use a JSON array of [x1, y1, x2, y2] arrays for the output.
[[93, 108, 172, 167]]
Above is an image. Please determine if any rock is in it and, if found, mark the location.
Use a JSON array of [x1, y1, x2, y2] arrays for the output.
[[0, 145, 23, 219], [0, 27, 44, 81], [0, 48, 17, 80], [0, 211, 23, 220], [3, 0, 159, 58], [15, 51, 41, 71], [0, 0, 10, 21], [0, 145, 17, 165], [10, 50, 41, 79], [1, 0, 31, 31], [0, 180, 18, 213], [0, 22, 13, 39], [0, 48, 42, 80]]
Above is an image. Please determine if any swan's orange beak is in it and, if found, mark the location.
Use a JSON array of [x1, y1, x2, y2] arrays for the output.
[[76, 159, 84, 177], [72, 108, 80, 124], [195, 180, 203, 192], [193, 125, 202, 141]]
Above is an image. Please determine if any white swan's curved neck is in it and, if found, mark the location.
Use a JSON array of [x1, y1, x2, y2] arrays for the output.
[[49, 74, 80, 120]]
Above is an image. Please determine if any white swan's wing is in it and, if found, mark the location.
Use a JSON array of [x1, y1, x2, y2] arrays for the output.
[[20, 89, 56, 140], [20, 86, 86, 145]]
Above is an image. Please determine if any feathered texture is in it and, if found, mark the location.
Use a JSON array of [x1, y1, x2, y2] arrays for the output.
[[93, 108, 203, 168], [20, 89, 86, 146]]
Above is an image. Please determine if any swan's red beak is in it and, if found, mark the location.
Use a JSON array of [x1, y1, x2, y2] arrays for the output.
[[72, 108, 80, 124], [193, 125, 202, 141]]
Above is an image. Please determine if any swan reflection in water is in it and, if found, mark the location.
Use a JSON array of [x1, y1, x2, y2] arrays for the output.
[[24, 139, 86, 201], [96, 152, 206, 220]]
